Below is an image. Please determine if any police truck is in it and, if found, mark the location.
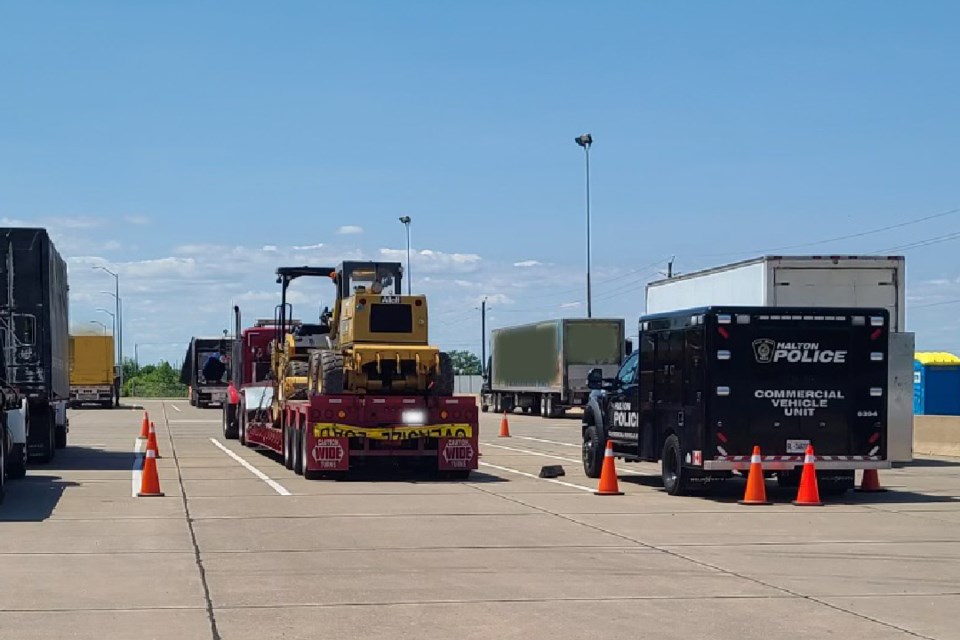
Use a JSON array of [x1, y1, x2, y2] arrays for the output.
[[582, 306, 890, 496]]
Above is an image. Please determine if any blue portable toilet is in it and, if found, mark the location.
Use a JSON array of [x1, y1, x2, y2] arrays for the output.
[[914, 352, 960, 416]]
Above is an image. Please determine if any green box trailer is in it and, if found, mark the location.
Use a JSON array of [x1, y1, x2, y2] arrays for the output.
[[481, 318, 628, 418]]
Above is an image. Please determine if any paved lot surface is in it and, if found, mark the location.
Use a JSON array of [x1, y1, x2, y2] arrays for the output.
[[2, 400, 959, 639]]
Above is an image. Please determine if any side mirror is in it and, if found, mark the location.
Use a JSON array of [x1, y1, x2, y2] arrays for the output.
[[624, 339, 634, 356], [587, 368, 604, 390]]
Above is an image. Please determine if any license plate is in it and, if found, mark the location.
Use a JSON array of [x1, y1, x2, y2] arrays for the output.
[[78, 395, 97, 401], [786, 439, 810, 454]]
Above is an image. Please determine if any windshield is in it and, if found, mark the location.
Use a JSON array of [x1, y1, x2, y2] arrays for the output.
[[344, 264, 400, 296]]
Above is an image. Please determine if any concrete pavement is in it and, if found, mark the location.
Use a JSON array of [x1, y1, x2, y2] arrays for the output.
[[1, 400, 958, 639]]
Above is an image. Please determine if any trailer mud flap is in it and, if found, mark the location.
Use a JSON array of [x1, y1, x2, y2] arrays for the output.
[[310, 437, 349, 472], [438, 437, 478, 471]]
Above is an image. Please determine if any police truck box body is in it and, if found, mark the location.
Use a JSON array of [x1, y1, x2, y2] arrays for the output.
[[583, 306, 890, 496], [645, 255, 913, 464], [482, 318, 627, 418]]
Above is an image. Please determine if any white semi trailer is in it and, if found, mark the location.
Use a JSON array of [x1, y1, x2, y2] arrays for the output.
[[645, 255, 913, 464]]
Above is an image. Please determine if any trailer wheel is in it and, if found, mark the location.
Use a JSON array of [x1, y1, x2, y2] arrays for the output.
[[661, 434, 689, 496], [319, 350, 345, 394], [29, 406, 56, 464], [302, 427, 321, 480], [582, 425, 604, 478], [7, 444, 26, 479], [293, 419, 304, 476], [55, 423, 67, 450], [1, 428, 7, 504], [222, 404, 239, 440], [283, 422, 294, 470], [238, 401, 247, 446]]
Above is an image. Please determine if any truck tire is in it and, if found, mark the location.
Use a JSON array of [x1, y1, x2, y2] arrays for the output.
[[433, 352, 455, 396], [7, 444, 26, 479], [238, 400, 247, 446], [661, 434, 689, 496], [283, 423, 294, 470], [293, 421, 304, 476], [582, 424, 604, 479], [302, 427, 321, 480], [55, 423, 67, 450], [222, 404, 239, 440], [30, 406, 55, 464], [320, 351, 345, 395], [1, 429, 7, 504], [287, 360, 309, 377]]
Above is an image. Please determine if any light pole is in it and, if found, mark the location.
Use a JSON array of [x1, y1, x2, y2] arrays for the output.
[[96, 308, 115, 340], [398, 216, 412, 294], [94, 265, 122, 389], [90, 320, 107, 335], [574, 133, 593, 318]]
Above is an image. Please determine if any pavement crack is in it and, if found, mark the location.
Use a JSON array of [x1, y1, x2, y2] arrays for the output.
[[468, 484, 937, 640], [162, 402, 223, 640]]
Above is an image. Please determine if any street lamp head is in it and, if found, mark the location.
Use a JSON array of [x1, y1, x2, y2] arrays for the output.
[[398, 216, 411, 225], [574, 133, 593, 148]]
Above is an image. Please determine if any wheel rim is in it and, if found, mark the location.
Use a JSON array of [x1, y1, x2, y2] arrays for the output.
[[664, 446, 679, 485], [583, 434, 596, 466]]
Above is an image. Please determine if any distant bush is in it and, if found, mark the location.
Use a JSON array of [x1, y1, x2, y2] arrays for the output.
[[123, 360, 188, 398]]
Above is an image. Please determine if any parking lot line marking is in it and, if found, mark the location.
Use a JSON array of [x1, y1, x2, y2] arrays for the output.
[[170, 404, 182, 412], [510, 435, 579, 448], [208, 438, 291, 496], [483, 442, 656, 477], [169, 419, 219, 424], [131, 438, 144, 497], [478, 461, 594, 492]]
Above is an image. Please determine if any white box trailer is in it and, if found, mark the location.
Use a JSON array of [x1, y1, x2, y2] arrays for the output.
[[645, 256, 913, 463]]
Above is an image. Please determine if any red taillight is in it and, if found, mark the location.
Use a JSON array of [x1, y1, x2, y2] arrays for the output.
[[718, 326, 729, 339], [716, 432, 728, 444], [868, 432, 880, 444], [871, 329, 883, 341]]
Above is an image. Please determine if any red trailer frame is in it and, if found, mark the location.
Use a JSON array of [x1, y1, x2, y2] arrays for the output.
[[241, 389, 479, 478]]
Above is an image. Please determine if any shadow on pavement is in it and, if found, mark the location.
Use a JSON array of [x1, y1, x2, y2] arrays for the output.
[[0, 475, 81, 521], [39, 445, 139, 472], [618, 473, 960, 505], [905, 457, 960, 468]]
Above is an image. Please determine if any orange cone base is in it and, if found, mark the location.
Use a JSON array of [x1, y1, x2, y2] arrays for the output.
[[738, 498, 772, 505], [594, 489, 624, 496], [136, 491, 165, 497], [855, 469, 887, 493], [792, 499, 823, 506]]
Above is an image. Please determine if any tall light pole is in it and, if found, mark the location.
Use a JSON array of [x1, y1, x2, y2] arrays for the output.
[[574, 133, 593, 318], [94, 266, 122, 390], [398, 216, 412, 294], [90, 320, 107, 335], [96, 308, 115, 340]]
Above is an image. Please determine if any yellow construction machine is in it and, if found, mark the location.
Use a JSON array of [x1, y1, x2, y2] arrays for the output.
[[270, 261, 454, 399]]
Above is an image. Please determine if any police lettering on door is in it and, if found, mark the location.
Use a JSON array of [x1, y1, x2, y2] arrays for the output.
[[609, 401, 638, 438]]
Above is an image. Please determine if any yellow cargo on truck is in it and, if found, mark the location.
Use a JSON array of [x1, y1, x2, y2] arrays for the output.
[[69, 335, 118, 408]]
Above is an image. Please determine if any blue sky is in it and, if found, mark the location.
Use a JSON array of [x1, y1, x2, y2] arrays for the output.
[[1, 1, 959, 364]]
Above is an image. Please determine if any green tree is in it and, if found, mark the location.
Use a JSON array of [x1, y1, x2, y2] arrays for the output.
[[123, 359, 188, 398], [447, 350, 482, 375]]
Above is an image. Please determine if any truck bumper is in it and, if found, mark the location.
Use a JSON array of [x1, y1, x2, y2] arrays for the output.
[[704, 456, 891, 471], [304, 432, 480, 473]]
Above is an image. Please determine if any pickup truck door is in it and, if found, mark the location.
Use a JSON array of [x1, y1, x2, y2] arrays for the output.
[[606, 351, 641, 455]]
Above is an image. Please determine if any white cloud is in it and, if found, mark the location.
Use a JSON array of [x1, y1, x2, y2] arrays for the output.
[[262, 245, 278, 252], [293, 243, 324, 251], [513, 260, 542, 268], [380, 248, 481, 274], [337, 225, 364, 235], [483, 293, 513, 305], [124, 215, 150, 225], [560, 301, 582, 309], [47, 216, 103, 229]]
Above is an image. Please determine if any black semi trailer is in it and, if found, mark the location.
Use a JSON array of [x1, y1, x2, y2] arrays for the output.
[[0, 228, 70, 470], [582, 306, 890, 496]]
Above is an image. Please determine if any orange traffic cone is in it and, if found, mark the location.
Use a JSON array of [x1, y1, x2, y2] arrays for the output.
[[793, 444, 823, 506], [137, 448, 165, 497], [146, 421, 161, 458], [139, 412, 150, 439], [738, 445, 771, 505], [499, 412, 511, 438], [856, 468, 887, 493], [594, 441, 624, 496]]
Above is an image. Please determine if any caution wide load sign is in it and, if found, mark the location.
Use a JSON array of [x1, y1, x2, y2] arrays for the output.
[[312, 423, 473, 440]]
